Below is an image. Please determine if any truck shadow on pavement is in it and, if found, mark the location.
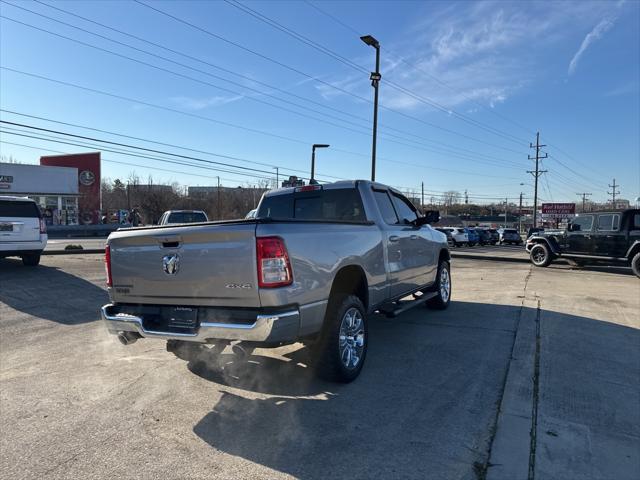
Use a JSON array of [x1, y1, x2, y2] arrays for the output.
[[0, 258, 108, 324], [185, 301, 639, 480]]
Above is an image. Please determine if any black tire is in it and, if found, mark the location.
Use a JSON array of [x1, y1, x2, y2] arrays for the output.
[[631, 252, 640, 279], [453, 240, 460, 248], [427, 260, 452, 310], [22, 254, 41, 266], [530, 243, 552, 267], [314, 294, 367, 383]]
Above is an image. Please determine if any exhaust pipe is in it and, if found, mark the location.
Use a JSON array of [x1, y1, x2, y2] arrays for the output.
[[117, 331, 139, 346], [231, 343, 254, 358]]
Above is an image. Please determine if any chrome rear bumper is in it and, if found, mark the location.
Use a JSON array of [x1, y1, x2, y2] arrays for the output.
[[101, 304, 300, 343]]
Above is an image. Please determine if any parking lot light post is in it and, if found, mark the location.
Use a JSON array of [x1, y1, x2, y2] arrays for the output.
[[311, 144, 329, 184], [360, 34, 380, 182]]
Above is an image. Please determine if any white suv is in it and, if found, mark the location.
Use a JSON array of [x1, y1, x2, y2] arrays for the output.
[[0, 196, 47, 266], [440, 227, 469, 247]]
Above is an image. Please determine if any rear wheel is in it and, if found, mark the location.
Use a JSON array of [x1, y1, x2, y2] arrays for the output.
[[314, 294, 367, 383], [427, 260, 451, 310], [22, 254, 41, 266], [631, 252, 640, 279], [530, 243, 552, 267]]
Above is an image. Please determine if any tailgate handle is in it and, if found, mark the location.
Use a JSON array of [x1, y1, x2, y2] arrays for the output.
[[162, 241, 180, 248]]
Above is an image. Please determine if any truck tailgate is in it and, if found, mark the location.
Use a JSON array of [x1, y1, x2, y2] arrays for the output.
[[108, 222, 260, 307]]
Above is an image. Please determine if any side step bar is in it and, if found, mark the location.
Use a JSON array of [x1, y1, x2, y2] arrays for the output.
[[378, 291, 438, 318]]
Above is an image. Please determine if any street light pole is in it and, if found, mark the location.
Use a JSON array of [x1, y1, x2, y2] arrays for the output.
[[361, 34, 381, 182], [311, 144, 329, 184]]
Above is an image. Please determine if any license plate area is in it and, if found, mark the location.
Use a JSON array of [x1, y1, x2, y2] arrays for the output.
[[0, 224, 12, 232], [143, 306, 199, 334]]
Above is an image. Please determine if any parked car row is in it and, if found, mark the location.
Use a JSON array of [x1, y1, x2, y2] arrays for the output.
[[435, 227, 521, 247]]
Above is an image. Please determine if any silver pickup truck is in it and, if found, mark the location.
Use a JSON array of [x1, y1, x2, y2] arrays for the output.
[[101, 180, 451, 382]]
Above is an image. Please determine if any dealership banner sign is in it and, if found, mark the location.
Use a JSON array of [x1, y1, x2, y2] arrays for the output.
[[541, 203, 576, 218]]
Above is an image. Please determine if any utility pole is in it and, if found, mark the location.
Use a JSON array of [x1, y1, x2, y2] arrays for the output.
[[519, 192, 523, 233], [504, 197, 508, 226], [608, 179, 620, 207], [576, 192, 592, 213], [274, 167, 279, 188], [527, 131, 548, 228], [464, 189, 468, 204], [421, 182, 424, 213], [216, 176, 221, 220]]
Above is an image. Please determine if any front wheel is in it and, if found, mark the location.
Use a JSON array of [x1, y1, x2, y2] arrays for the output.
[[631, 252, 640, 279], [427, 260, 451, 310], [530, 243, 552, 267], [314, 294, 367, 383]]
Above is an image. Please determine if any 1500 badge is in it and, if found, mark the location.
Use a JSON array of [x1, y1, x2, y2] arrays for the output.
[[225, 283, 253, 289]]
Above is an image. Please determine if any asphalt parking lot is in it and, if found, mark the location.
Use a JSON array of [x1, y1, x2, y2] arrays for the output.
[[0, 255, 638, 480]]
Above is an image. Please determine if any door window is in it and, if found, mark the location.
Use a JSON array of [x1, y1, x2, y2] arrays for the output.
[[572, 215, 594, 232], [597, 214, 620, 231], [632, 214, 640, 230], [373, 190, 399, 225], [390, 193, 418, 224]]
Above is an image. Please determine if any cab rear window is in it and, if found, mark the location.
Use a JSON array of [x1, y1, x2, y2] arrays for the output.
[[167, 212, 207, 223], [0, 200, 41, 218], [258, 188, 366, 222]]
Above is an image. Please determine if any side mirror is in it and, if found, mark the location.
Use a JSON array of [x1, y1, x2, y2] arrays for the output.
[[568, 223, 580, 232], [420, 210, 440, 225]]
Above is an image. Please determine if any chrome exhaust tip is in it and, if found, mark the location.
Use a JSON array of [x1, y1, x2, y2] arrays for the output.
[[117, 331, 139, 346]]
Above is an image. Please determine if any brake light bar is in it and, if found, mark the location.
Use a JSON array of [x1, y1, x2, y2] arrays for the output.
[[295, 185, 322, 192], [256, 236, 292, 288], [105, 245, 113, 287]]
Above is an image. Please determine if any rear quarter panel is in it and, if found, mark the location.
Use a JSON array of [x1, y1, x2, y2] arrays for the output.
[[257, 222, 386, 335]]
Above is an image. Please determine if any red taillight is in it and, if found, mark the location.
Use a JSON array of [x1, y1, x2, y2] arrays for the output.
[[105, 246, 113, 287], [256, 236, 292, 288], [39, 218, 47, 234], [295, 185, 322, 192]]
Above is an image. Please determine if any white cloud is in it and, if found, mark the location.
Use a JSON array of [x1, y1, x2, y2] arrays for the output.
[[315, 1, 620, 112], [568, 17, 617, 76], [169, 95, 242, 110], [604, 81, 639, 97]]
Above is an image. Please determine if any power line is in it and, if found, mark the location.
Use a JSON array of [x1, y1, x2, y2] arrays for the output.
[[302, 0, 607, 187], [223, 0, 529, 147], [0, 108, 341, 180], [0, 129, 281, 182], [0, 67, 528, 179], [0, 140, 271, 186], [132, 0, 527, 156], [0, 12, 526, 168], [4, 1, 530, 168]]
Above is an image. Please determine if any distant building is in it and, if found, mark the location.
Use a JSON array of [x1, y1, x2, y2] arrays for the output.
[[0, 162, 80, 225], [188, 186, 235, 197], [128, 184, 174, 194]]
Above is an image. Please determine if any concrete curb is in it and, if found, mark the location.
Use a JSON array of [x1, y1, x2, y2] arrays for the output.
[[451, 252, 530, 264], [487, 301, 539, 480], [42, 249, 104, 255]]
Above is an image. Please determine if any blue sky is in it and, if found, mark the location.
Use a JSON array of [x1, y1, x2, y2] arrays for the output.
[[1, 0, 638, 205]]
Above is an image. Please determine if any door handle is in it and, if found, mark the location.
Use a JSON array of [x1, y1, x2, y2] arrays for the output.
[[389, 235, 400, 243]]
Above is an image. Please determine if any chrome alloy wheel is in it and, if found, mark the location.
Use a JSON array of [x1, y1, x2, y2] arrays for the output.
[[439, 266, 451, 303], [339, 307, 365, 370]]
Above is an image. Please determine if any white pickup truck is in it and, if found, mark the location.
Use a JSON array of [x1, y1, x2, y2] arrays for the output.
[[102, 181, 451, 382]]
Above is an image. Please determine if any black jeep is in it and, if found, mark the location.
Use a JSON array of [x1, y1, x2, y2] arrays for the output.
[[525, 209, 640, 277]]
